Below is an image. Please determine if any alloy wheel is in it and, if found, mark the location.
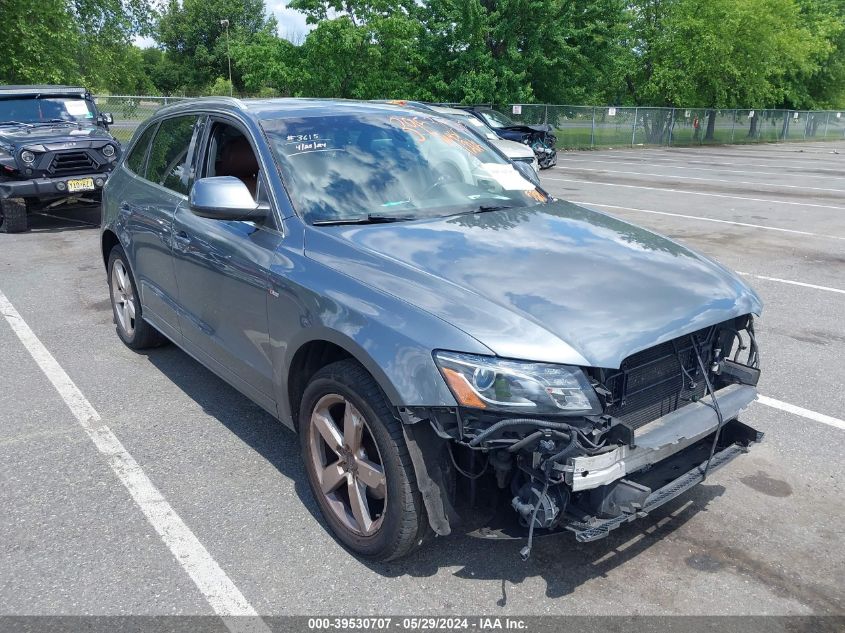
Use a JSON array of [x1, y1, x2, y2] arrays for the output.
[[308, 394, 387, 536], [111, 259, 136, 337]]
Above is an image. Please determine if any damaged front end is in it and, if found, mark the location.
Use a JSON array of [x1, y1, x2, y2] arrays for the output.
[[502, 126, 557, 170], [403, 315, 762, 559]]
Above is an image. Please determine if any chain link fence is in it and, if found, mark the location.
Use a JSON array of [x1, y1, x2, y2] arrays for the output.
[[93, 95, 189, 143], [96, 96, 845, 149], [505, 105, 845, 149]]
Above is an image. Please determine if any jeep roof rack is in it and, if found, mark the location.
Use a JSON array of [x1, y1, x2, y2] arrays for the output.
[[0, 85, 89, 99]]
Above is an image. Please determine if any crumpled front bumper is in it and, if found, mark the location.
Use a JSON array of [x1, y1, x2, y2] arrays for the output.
[[566, 419, 762, 542], [566, 383, 758, 492]]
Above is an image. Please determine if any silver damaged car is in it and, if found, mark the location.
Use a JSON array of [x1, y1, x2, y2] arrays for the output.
[[100, 98, 763, 561]]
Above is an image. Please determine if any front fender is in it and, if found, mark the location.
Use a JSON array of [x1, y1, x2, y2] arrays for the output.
[[268, 247, 492, 428]]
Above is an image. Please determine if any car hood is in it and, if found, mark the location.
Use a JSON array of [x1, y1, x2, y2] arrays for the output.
[[491, 138, 535, 160], [500, 123, 553, 135], [307, 201, 762, 369], [0, 124, 113, 148]]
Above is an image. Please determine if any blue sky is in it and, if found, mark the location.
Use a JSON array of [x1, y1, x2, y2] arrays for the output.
[[133, 0, 311, 48]]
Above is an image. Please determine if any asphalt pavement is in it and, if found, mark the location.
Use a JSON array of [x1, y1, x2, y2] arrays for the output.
[[0, 142, 843, 621]]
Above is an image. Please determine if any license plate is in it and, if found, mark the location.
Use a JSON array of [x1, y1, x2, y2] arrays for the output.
[[67, 177, 95, 193]]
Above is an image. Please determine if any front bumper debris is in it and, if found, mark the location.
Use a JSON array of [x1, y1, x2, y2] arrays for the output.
[[566, 384, 757, 492], [566, 418, 762, 542]]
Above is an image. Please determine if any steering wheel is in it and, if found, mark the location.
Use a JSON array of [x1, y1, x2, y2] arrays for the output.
[[422, 163, 462, 197]]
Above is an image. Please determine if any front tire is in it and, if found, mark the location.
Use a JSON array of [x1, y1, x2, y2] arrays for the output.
[[299, 360, 427, 561], [107, 245, 166, 349], [0, 198, 28, 233]]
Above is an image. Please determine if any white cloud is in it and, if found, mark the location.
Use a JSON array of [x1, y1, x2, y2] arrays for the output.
[[266, 0, 313, 42], [132, 34, 156, 49], [132, 1, 312, 48]]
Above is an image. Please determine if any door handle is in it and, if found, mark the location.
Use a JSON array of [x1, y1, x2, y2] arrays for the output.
[[119, 202, 132, 212], [173, 230, 191, 250]]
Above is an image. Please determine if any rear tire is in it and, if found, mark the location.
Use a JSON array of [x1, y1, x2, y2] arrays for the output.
[[299, 360, 427, 561], [107, 245, 167, 349], [0, 198, 28, 233]]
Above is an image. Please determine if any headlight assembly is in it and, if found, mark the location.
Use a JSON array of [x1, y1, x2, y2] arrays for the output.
[[434, 351, 600, 415], [20, 150, 36, 164]]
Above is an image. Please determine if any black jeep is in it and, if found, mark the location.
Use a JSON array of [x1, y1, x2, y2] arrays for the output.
[[0, 85, 120, 233]]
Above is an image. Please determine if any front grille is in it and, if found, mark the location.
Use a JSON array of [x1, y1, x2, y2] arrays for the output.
[[48, 151, 98, 175], [602, 329, 714, 430]]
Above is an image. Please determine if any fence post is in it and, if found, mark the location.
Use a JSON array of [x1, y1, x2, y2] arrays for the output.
[[823, 111, 831, 139], [803, 113, 808, 141], [730, 109, 736, 143], [631, 107, 638, 147], [590, 107, 596, 148], [668, 108, 675, 146], [544, 105, 548, 126]]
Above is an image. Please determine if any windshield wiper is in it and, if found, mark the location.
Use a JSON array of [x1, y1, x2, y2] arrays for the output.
[[0, 121, 33, 128], [472, 204, 515, 213], [312, 213, 418, 226]]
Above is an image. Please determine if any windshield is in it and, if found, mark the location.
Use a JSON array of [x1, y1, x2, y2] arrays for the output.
[[262, 113, 548, 225], [452, 113, 498, 140], [0, 97, 97, 124], [478, 109, 515, 129]]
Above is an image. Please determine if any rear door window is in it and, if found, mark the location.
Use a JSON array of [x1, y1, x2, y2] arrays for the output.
[[146, 115, 200, 195]]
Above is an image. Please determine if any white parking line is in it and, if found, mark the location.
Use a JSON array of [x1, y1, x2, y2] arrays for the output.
[[737, 272, 845, 295], [576, 201, 845, 241], [554, 157, 840, 180], [0, 289, 269, 633], [554, 166, 845, 193], [544, 177, 845, 211], [555, 155, 842, 176], [757, 396, 845, 431]]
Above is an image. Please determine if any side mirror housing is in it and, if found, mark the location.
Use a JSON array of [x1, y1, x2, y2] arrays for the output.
[[99, 112, 114, 126], [189, 176, 268, 222]]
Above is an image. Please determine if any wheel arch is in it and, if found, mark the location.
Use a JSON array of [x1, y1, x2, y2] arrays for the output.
[[283, 331, 407, 432], [101, 229, 120, 270]]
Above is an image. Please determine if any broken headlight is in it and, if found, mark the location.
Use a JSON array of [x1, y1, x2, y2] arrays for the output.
[[434, 351, 601, 415]]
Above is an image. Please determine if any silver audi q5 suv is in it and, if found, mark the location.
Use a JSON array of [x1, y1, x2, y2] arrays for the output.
[[100, 98, 762, 561]]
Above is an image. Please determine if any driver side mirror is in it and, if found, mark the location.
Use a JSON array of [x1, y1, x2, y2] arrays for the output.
[[99, 112, 114, 126], [189, 176, 269, 222]]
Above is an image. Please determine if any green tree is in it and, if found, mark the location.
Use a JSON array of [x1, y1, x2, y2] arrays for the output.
[[230, 30, 299, 96], [416, 0, 628, 105], [784, 0, 845, 108], [157, 0, 274, 93], [291, 0, 423, 99], [0, 0, 154, 91], [0, 0, 80, 84], [624, 0, 830, 139]]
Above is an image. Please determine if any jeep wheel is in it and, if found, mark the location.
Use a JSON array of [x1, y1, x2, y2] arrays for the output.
[[107, 245, 167, 349], [299, 360, 427, 561], [0, 198, 28, 233]]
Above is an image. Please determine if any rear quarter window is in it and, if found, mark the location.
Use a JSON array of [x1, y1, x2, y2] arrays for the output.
[[125, 124, 157, 176], [145, 116, 199, 195]]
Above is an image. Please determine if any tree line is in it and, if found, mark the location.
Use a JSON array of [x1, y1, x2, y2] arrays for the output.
[[1, 0, 843, 109]]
